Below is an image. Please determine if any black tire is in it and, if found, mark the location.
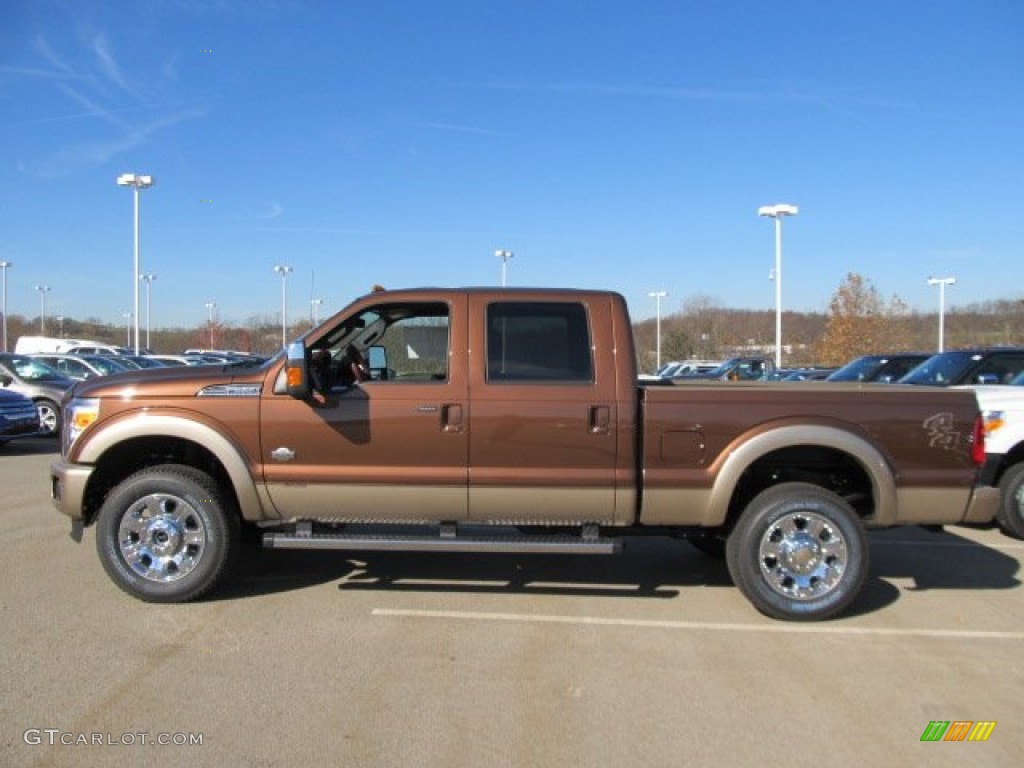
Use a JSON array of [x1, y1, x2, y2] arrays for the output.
[[996, 463, 1024, 540], [36, 398, 61, 437], [95, 465, 239, 602], [726, 482, 869, 621]]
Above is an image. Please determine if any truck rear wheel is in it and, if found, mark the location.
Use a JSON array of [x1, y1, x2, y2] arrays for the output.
[[726, 482, 868, 621], [95, 465, 238, 602], [996, 463, 1024, 540]]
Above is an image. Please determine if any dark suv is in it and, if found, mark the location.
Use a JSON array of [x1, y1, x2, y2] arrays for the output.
[[826, 353, 932, 383], [899, 348, 1024, 386]]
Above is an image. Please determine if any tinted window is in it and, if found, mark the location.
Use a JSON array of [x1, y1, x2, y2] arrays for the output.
[[486, 302, 593, 382]]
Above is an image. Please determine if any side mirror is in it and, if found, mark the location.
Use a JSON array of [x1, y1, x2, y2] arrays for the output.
[[367, 345, 388, 381], [0, 373, 11, 387], [284, 341, 311, 399]]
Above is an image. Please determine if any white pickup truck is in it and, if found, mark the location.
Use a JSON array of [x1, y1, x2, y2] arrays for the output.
[[969, 384, 1024, 538]]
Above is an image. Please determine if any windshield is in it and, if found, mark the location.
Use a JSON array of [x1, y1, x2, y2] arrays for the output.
[[899, 352, 978, 386], [1, 355, 67, 382], [826, 356, 884, 382], [87, 356, 130, 375]]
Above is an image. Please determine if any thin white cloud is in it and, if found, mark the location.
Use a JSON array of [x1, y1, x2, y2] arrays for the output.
[[18, 109, 205, 178], [91, 32, 138, 97], [421, 122, 514, 139]]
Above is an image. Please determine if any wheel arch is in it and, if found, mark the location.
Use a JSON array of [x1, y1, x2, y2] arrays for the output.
[[706, 424, 898, 529], [75, 413, 266, 526]]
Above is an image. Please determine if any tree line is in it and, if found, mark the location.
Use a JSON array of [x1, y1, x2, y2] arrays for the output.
[[4, 273, 1022, 367], [633, 273, 1023, 372]]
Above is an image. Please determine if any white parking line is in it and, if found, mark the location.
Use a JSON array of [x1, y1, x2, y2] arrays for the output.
[[372, 608, 1024, 640]]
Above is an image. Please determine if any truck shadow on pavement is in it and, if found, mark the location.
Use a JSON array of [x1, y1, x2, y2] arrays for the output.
[[223, 526, 1020, 619]]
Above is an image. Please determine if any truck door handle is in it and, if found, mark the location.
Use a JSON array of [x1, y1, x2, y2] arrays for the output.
[[589, 405, 610, 435], [442, 403, 463, 433]]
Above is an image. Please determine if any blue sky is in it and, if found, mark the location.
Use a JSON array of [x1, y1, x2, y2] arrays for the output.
[[1, 0, 1021, 329]]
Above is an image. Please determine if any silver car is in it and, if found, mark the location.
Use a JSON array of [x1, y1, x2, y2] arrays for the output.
[[32, 353, 132, 381], [0, 353, 74, 437]]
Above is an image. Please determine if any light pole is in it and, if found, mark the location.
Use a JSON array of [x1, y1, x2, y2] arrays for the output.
[[648, 290, 667, 371], [0, 260, 10, 352], [310, 298, 323, 326], [204, 301, 217, 349], [140, 273, 156, 351], [927, 276, 956, 352], [273, 265, 293, 348], [495, 249, 513, 287], [35, 284, 51, 334], [116, 173, 154, 355], [758, 204, 799, 368]]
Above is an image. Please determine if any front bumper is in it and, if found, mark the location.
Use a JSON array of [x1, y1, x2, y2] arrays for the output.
[[50, 460, 94, 521], [963, 485, 1001, 524]]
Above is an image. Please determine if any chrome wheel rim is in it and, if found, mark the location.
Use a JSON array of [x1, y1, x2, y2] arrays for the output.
[[37, 402, 58, 434], [758, 511, 847, 600], [118, 493, 206, 582]]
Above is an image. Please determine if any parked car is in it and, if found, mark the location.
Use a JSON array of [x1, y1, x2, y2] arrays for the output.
[[0, 388, 40, 446], [639, 359, 723, 381], [32, 354, 132, 381], [781, 368, 836, 381], [64, 343, 131, 356], [0, 353, 74, 436], [671, 356, 775, 381], [825, 353, 932, 383], [899, 348, 1024, 387], [121, 355, 167, 369], [963, 384, 1024, 539]]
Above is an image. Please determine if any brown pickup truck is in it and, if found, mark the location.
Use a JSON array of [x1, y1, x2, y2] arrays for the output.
[[51, 288, 999, 620]]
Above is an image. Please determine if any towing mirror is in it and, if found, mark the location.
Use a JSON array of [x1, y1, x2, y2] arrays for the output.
[[285, 341, 311, 399], [367, 345, 388, 380]]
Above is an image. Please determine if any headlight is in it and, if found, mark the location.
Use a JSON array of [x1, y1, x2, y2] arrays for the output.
[[63, 397, 100, 455]]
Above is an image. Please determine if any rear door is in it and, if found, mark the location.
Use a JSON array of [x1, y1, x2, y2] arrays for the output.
[[466, 294, 625, 523]]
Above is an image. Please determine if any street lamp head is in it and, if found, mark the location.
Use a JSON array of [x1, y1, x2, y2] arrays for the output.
[[274, 265, 293, 276], [116, 173, 154, 189], [927, 276, 956, 286], [35, 284, 51, 293], [758, 204, 799, 218], [648, 291, 667, 299]]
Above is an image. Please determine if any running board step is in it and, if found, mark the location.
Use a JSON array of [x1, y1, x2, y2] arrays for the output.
[[263, 526, 620, 555]]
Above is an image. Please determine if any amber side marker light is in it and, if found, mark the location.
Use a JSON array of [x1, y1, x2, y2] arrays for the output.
[[287, 368, 304, 388]]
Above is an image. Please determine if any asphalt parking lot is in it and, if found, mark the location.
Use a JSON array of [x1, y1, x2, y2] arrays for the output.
[[2, 438, 1022, 767]]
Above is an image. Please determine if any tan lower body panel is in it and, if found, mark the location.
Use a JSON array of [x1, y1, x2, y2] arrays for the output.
[[891, 487, 973, 525], [468, 486, 625, 525], [640, 488, 715, 526], [265, 483, 468, 522]]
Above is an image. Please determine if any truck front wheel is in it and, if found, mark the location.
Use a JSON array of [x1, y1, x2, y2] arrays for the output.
[[996, 463, 1024, 540], [726, 482, 868, 621], [95, 465, 238, 602]]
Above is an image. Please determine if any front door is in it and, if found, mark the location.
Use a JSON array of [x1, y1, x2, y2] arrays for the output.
[[259, 297, 468, 522]]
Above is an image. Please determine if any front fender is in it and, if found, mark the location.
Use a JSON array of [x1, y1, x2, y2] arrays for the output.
[[74, 411, 269, 522]]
